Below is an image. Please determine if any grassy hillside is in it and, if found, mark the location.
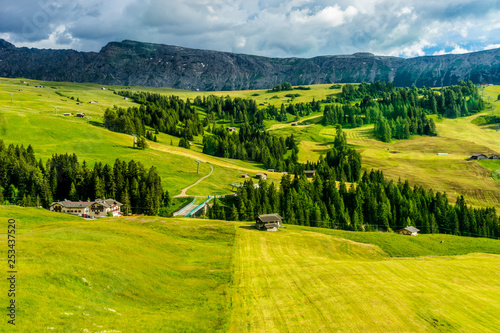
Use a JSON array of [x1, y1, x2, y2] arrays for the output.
[[0, 78, 282, 198], [230, 223, 500, 332], [2, 77, 500, 209], [1, 206, 499, 331], [0, 206, 235, 332], [268, 89, 500, 209]]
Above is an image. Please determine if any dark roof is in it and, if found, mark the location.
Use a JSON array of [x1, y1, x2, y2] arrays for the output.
[[257, 213, 283, 223], [50, 198, 122, 209], [401, 226, 420, 233], [95, 198, 123, 208], [51, 200, 93, 208], [304, 170, 316, 174]]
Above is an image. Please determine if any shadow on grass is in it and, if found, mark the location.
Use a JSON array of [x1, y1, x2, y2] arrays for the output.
[[238, 225, 259, 231], [89, 120, 104, 127]]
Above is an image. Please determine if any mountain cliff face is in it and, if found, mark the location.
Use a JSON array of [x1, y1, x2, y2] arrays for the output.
[[1, 39, 499, 90]]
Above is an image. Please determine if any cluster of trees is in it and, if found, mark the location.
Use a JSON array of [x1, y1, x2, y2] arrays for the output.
[[0, 139, 168, 215], [134, 136, 149, 150], [208, 127, 499, 238], [203, 123, 298, 171], [211, 170, 499, 238], [269, 82, 293, 92], [372, 105, 437, 142], [264, 99, 321, 122], [192, 95, 257, 127], [108, 92, 203, 141], [322, 81, 484, 142], [145, 130, 158, 142]]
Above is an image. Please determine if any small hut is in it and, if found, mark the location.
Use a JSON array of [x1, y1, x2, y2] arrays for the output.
[[255, 214, 283, 231], [469, 153, 488, 160], [397, 226, 420, 236], [256, 172, 267, 180], [304, 170, 316, 178]]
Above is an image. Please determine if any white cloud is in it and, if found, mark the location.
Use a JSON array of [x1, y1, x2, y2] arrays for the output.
[[0, 0, 499, 58], [433, 44, 473, 56], [395, 40, 435, 57], [484, 44, 500, 50]]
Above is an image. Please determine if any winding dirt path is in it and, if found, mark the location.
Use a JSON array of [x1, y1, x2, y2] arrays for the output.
[[173, 163, 214, 198]]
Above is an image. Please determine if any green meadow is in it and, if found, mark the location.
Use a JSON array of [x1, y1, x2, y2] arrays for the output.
[[1, 77, 500, 331], [0, 206, 235, 332], [1, 206, 499, 332], [3, 77, 500, 206], [0, 78, 280, 197], [230, 223, 500, 332]]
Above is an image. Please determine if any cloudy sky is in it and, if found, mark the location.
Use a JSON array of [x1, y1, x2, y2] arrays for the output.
[[0, 0, 499, 58]]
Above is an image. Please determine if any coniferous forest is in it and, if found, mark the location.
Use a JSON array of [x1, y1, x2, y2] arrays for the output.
[[209, 126, 499, 239], [0, 139, 168, 215], [322, 81, 485, 141], [4, 81, 498, 238]]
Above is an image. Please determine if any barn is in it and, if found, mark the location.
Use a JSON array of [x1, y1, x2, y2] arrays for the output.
[[255, 214, 283, 231], [397, 226, 420, 236]]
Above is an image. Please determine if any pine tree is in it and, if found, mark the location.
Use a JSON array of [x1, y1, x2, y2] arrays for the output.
[[230, 204, 239, 221], [69, 182, 78, 201]]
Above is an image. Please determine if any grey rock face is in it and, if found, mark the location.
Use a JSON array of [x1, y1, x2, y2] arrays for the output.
[[1, 39, 499, 90]]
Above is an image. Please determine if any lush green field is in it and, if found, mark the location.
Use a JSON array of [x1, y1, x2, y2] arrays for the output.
[[3, 77, 500, 208], [0, 78, 279, 198], [268, 89, 500, 209], [0, 206, 235, 332], [230, 223, 500, 332], [1, 206, 499, 331]]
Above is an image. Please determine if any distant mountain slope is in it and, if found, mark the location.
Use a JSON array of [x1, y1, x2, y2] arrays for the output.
[[1, 39, 500, 90]]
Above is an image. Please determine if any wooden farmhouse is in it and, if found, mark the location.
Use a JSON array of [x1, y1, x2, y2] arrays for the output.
[[291, 122, 298, 126], [256, 172, 267, 180], [255, 213, 283, 231], [241, 173, 250, 178], [227, 127, 237, 132], [489, 154, 500, 160], [397, 226, 420, 236], [304, 170, 316, 178], [76, 112, 85, 117], [62, 113, 73, 116], [50, 198, 123, 218], [469, 153, 488, 160]]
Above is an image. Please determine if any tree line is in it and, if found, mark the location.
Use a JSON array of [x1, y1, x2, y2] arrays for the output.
[[322, 81, 485, 142], [0, 139, 169, 215], [208, 128, 499, 239], [109, 91, 203, 142], [203, 123, 298, 171]]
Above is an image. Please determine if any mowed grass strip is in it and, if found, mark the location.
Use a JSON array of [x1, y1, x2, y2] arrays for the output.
[[1, 206, 235, 332], [230, 224, 500, 332]]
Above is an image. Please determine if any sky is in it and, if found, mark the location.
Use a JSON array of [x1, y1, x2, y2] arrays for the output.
[[0, 0, 499, 58]]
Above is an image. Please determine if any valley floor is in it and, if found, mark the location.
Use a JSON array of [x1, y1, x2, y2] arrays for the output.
[[3, 206, 499, 332], [230, 224, 500, 332]]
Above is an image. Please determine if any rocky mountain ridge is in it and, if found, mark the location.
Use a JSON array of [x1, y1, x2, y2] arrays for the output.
[[1, 39, 499, 90]]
